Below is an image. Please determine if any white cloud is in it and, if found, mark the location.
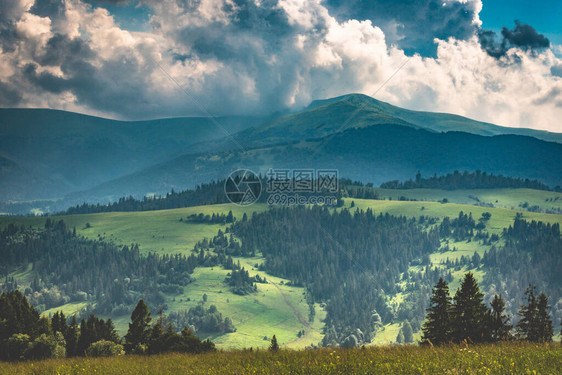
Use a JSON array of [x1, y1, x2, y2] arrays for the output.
[[0, 0, 560, 133]]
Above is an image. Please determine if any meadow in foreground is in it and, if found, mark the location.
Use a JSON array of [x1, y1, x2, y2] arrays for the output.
[[1, 342, 560, 375]]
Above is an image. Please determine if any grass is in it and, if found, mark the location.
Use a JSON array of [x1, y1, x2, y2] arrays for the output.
[[163, 258, 326, 349], [345, 198, 562, 236], [2, 190, 561, 351], [1, 342, 559, 374], [0, 204, 267, 256], [348, 187, 562, 213]]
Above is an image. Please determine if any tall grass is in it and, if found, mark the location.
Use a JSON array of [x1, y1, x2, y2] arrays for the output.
[[1, 342, 560, 374]]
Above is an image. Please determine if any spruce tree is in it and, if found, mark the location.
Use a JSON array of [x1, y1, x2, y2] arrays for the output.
[[451, 273, 489, 343], [125, 299, 152, 353], [396, 330, 404, 344], [402, 321, 414, 343], [536, 292, 553, 342], [489, 294, 512, 341], [269, 335, 279, 351], [65, 316, 79, 357], [421, 278, 452, 345], [517, 285, 539, 341]]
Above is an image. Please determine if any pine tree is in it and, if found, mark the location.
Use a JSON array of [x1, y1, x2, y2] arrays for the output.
[[125, 299, 152, 353], [269, 335, 279, 351], [489, 294, 512, 341], [65, 316, 79, 357], [536, 292, 553, 342], [396, 330, 404, 344], [451, 273, 489, 343], [402, 321, 414, 343], [421, 278, 452, 345], [517, 285, 539, 341]]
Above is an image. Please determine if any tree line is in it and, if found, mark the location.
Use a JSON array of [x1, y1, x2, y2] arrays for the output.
[[0, 220, 247, 319], [422, 273, 554, 345], [223, 205, 442, 345], [380, 170, 556, 191], [0, 292, 214, 361]]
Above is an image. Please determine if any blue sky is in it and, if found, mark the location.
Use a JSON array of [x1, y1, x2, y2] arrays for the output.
[[480, 0, 562, 46]]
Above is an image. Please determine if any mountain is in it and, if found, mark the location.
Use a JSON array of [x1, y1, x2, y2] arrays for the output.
[[306, 94, 562, 143], [2, 95, 562, 209], [0, 109, 261, 200], [69, 123, 562, 202], [0, 154, 59, 204]]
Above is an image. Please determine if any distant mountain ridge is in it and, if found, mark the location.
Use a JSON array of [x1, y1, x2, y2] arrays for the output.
[[306, 94, 562, 143], [0, 108, 261, 201], [1, 95, 561, 211]]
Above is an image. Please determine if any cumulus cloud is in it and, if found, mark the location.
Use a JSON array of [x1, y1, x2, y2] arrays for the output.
[[323, 0, 483, 56], [0, 0, 561, 133]]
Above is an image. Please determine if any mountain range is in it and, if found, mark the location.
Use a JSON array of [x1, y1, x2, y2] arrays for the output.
[[1, 94, 561, 213]]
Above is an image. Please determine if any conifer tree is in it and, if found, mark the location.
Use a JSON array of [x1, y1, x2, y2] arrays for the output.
[[125, 299, 152, 353], [421, 278, 452, 345], [517, 285, 539, 341], [269, 335, 279, 351], [489, 294, 512, 341], [536, 292, 553, 342], [65, 316, 79, 357], [451, 273, 489, 343], [402, 321, 414, 343], [396, 330, 404, 344]]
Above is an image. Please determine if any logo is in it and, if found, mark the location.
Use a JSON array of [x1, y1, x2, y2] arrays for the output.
[[224, 169, 262, 205]]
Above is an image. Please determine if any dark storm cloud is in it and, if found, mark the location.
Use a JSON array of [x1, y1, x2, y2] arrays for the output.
[[29, 0, 66, 19], [323, 0, 479, 56], [479, 21, 550, 59], [36, 34, 94, 66]]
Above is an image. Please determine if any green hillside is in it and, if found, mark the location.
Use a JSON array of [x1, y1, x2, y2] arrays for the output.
[[1, 188, 560, 349], [309, 94, 562, 143]]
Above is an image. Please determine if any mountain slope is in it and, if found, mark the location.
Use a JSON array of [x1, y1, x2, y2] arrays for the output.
[[70, 124, 562, 202], [0, 109, 260, 200], [308, 94, 562, 143]]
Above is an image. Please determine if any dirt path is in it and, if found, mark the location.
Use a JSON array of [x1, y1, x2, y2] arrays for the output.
[[268, 280, 312, 346]]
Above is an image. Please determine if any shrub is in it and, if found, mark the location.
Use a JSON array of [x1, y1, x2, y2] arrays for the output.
[[86, 340, 125, 357]]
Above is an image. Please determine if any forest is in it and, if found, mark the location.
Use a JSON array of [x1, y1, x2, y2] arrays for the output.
[[380, 170, 556, 191], [1, 204, 560, 350], [0, 220, 248, 318], [0, 292, 213, 361]]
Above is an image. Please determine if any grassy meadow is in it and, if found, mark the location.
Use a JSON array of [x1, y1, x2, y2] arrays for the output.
[[1, 342, 560, 374], [2, 188, 561, 349]]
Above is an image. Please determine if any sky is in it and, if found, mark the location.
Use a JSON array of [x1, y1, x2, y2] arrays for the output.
[[0, 0, 561, 132]]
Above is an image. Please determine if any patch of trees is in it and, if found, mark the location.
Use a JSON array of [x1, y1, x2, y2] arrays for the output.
[[421, 274, 554, 345], [0, 220, 240, 315], [0, 293, 214, 361], [226, 206, 441, 345], [380, 170, 553, 191], [63, 180, 228, 215], [124, 300, 214, 355], [439, 211, 476, 241], [181, 211, 235, 224], [225, 268, 258, 295], [481, 215, 561, 326], [168, 302, 236, 334]]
